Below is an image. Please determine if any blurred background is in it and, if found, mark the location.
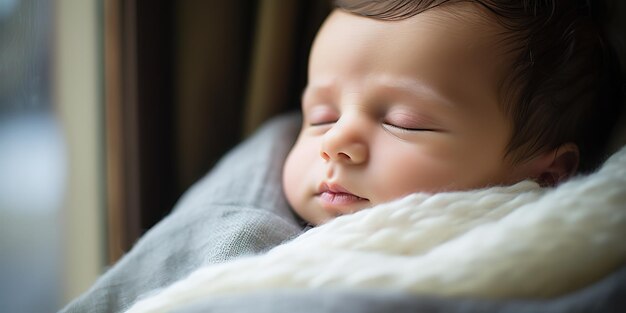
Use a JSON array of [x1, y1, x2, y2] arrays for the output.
[[0, 0, 623, 312], [1, 1, 99, 311], [0, 0, 329, 311]]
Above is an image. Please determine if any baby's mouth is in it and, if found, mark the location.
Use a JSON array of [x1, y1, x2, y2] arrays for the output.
[[316, 182, 369, 210], [318, 191, 367, 204]]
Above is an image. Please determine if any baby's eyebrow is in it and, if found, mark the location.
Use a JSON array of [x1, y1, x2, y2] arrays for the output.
[[302, 76, 455, 108], [301, 79, 338, 103], [369, 75, 455, 108]]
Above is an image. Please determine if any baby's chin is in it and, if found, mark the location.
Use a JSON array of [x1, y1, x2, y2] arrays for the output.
[[295, 201, 375, 226]]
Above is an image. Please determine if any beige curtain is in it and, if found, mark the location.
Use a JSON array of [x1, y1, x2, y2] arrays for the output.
[[243, 1, 300, 136]]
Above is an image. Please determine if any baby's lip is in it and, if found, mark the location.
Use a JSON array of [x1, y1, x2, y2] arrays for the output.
[[316, 182, 369, 216], [317, 182, 368, 201]]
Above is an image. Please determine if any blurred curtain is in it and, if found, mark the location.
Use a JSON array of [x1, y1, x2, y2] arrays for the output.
[[105, 0, 331, 262]]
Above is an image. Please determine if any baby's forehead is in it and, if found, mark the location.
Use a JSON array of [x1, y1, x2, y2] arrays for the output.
[[402, 4, 521, 95], [326, 4, 517, 64], [335, 2, 520, 64], [312, 6, 516, 103], [408, 3, 517, 53]]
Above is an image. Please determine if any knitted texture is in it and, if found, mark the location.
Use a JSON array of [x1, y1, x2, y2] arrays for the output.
[[127, 147, 626, 313]]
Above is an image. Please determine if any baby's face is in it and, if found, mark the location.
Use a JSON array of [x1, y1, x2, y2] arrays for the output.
[[283, 5, 536, 224]]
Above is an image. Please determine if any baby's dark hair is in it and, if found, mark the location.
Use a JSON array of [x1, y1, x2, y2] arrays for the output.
[[334, 0, 623, 173]]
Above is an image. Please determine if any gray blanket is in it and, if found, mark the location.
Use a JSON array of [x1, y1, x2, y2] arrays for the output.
[[60, 113, 626, 313]]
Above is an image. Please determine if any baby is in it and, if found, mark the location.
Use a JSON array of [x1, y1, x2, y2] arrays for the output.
[[283, 0, 622, 225], [119, 2, 624, 312]]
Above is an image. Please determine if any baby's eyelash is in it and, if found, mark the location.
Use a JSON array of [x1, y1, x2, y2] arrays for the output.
[[382, 122, 434, 132], [310, 121, 337, 127]]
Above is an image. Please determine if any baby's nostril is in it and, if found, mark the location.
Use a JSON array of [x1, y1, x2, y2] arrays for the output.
[[338, 152, 351, 160], [321, 151, 331, 161]]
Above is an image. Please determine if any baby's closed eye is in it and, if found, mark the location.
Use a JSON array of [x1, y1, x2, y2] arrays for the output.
[[382, 111, 439, 132], [306, 105, 339, 126]]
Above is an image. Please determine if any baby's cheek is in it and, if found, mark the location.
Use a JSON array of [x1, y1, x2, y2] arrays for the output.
[[282, 140, 317, 207], [282, 151, 302, 209], [373, 154, 458, 202]]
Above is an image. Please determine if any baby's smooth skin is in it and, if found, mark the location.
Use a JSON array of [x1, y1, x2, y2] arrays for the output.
[[283, 4, 572, 225]]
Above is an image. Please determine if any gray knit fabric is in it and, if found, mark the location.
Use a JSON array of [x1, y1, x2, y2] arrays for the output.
[[59, 113, 304, 313]]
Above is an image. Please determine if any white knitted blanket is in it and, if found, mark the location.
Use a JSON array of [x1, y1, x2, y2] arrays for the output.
[[127, 147, 626, 313]]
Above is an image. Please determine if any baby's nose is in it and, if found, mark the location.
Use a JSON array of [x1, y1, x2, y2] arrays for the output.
[[320, 121, 368, 164]]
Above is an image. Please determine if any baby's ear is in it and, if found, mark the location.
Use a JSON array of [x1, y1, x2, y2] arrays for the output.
[[536, 143, 579, 187]]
